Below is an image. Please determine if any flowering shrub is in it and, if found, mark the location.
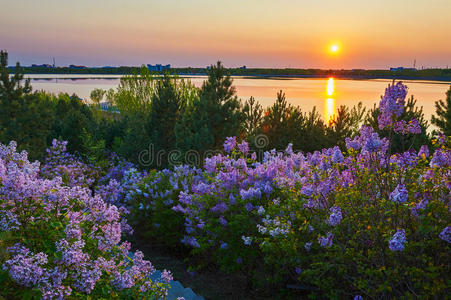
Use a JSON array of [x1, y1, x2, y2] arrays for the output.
[[40, 140, 101, 188], [127, 82, 450, 298], [127, 165, 204, 248], [0, 141, 171, 299]]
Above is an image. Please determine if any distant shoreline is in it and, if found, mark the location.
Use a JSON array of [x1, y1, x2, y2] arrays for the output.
[[9, 67, 451, 83], [21, 73, 451, 84]]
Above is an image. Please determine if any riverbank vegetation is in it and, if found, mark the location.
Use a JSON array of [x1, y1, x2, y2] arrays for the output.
[[7, 64, 451, 82], [1, 50, 451, 298]]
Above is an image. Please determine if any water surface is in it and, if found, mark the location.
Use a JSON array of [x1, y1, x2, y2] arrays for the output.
[[26, 74, 450, 123]]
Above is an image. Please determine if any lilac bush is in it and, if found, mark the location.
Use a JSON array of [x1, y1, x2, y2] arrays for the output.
[[125, 82, 450, 298], [0, 141, 170, 299]]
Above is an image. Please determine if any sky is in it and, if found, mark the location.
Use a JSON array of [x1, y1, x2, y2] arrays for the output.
[[1, 0, 451, 69]]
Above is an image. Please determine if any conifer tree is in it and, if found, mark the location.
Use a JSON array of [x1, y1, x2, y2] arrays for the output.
[[431, 86, 451, 135], [175, 62, 244, 155]]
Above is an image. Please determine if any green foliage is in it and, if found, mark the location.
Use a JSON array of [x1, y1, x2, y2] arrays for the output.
[[0, 51, 53, 161], [175, 61, 244, 154], [242, 96, 263, 136], [113, 66, 155, 115], [49, 93, 96, 154], [260, 90, 334, 152], [90, 88, 106, 105], [327, 102, 366, 149], [147, 74, 197, 168], [431, 85, 451, 135]]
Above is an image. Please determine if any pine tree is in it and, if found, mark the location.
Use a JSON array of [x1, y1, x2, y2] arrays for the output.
[[431, 86, 451, 135], [0, 51, 53, 160], [147, 74, 186, 168], [175, 62, 244, 155]]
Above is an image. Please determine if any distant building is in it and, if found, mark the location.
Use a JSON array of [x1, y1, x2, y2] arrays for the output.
[[147, 64, 171, 72], [31, 64, 53, 68], [390, 67, 417, 71], [239, 65, 247, 70], [69, 65, 87, 69]]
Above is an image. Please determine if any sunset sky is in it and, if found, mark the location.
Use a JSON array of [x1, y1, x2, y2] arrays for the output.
[[1, 0, 450, 68]]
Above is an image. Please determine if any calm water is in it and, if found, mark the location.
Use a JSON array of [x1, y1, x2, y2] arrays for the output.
[[26, 74, 450, 123]]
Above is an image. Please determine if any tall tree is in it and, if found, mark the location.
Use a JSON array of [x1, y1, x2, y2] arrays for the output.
[[0, 51, 53, 160], [242, 96, 263, 137], [147, 74, 193, 167], [431, 86, 451, 135], [175, 62, 244, 154]]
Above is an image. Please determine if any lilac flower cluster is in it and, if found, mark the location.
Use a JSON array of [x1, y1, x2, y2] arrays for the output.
[[390, 184, 408, 203], [393, 118, 421, 135], [318, 232, 334, 248], [40, 139, 100, 187], [378, 82, 408, 130], [327, 206, 342, 226], [57, 83, 447, 298], [389, 229, 407, 251], [438, 226, 451, 243], [0, 141, 170, 299]]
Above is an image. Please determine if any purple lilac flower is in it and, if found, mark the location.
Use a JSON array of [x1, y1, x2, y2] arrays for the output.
[[304, 242, 312, 251], [328, 206, 342, 226], [219, 216, 228, 226], [430, 149, 449, 168], [210, 202, 228, 214], [345, 137, 360, 150], [242, 236, 252, 246], [318, 232, 334, 248], [410, 197, 429, 217], [354, 296, 363, 300], [363, 133, 383, 153], [418, 145, 430, 158], [439, 227, 451, 243], [0, 210, 21, 231], [389, 229, 406, 251], [224, 136, 237, 153], [393, 120, 408, 134], [436, 132, 447, 145], [181, 236, 200, 248], [161, 269, 173, 283], [378, 82, 408, 129], [407, 118, 421, 134], [295, 267, 302, 274], [238, 140, 249, 154], [240, 187, 262, 200], [390, 184, 408, 203], [331, 147, 344, 163]]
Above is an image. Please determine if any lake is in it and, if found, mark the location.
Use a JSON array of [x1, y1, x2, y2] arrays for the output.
[[25, 74, 450, 123]]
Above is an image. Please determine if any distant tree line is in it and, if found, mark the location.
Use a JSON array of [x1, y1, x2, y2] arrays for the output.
[[1, 50, 450, 168], [7, 64, 451, 81]]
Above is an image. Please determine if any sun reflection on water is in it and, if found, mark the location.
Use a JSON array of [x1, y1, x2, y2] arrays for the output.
[[325, 78, 335, 123]]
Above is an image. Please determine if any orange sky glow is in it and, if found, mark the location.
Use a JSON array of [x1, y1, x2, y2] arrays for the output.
[[1, 0, 450, 68]]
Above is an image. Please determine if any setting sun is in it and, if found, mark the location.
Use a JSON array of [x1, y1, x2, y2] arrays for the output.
[[330, 44, 339, 53]]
